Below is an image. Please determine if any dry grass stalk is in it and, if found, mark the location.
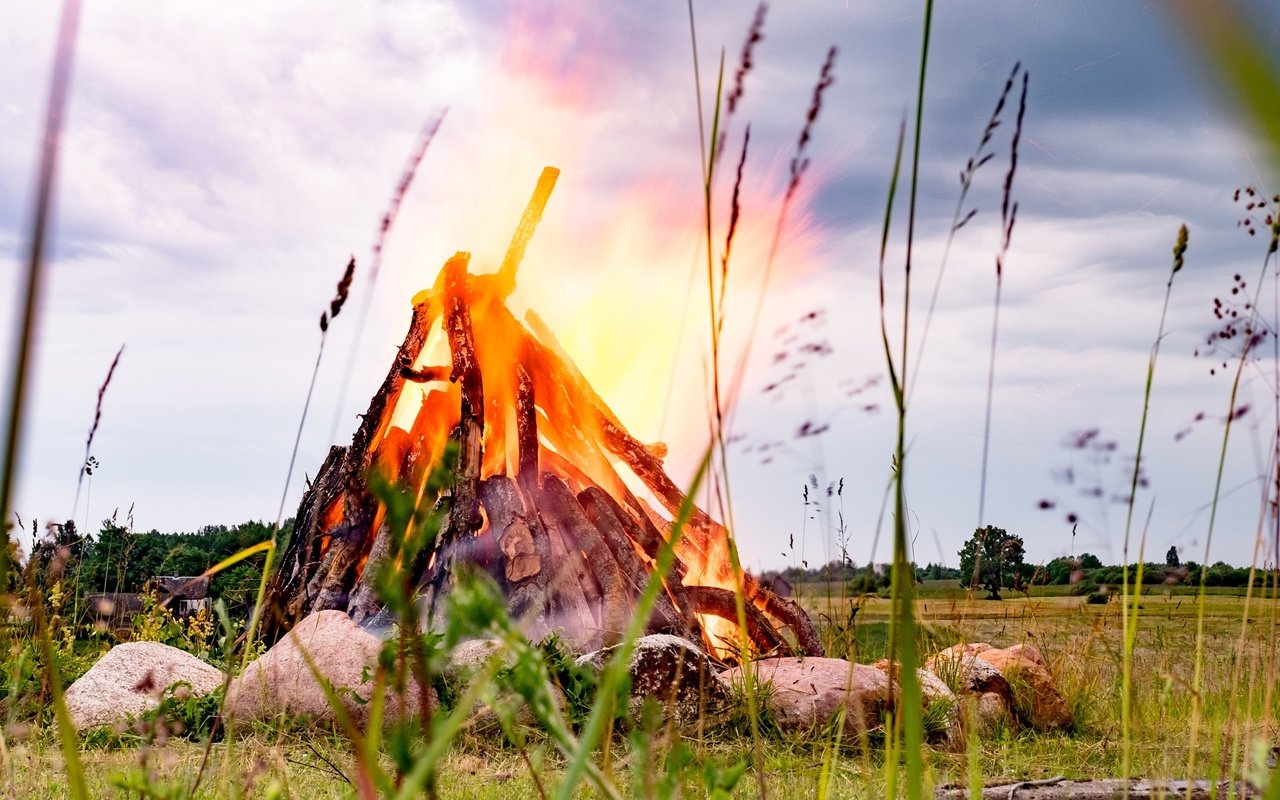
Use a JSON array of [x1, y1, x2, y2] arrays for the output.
[[0, 2, 88, 798], [728, 46, 838, 413], [716, 2, 767, 164], [786, 46, 837, 205], [975, 68, 1028, 531], [328, 110, 447, 441], [71, 344, 124, 520]]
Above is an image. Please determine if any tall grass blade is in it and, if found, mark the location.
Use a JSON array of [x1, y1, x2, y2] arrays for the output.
[[888, 3, 934, 797], [553, 451, 710, 800], [0, 0, 81, 595], [0, 3, 85, 797], [1166, 1, 1280, 169], [1121, 224, 1187, 791]]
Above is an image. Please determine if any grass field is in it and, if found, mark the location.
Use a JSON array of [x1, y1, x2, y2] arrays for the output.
[[6, 587, 1278, 798]]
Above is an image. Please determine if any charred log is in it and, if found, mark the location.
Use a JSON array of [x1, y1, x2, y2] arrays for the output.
[[268, 298, 436, 636], [684, 586, 791, 657], [420, 254, 486, 609]]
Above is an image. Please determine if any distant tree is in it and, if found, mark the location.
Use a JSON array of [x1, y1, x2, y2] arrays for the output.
[[1045, 556, 1076, 585], [1078, 552, 1103, 570], [26, 519, 84, 589], [917, 562, 953, 581], [213, 562, 263, 614], [1165, 545, 1181, 568], [958, 526, 1027, 600], [79, 520, 132, 594], [848, 564, 892, 594]]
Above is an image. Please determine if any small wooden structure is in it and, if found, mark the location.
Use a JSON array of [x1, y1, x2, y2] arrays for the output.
[[86, 574, 211, 635], [151, 575, 212, 617]]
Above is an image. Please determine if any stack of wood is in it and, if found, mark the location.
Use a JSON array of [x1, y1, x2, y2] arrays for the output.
[[267, 169, 821, 660]]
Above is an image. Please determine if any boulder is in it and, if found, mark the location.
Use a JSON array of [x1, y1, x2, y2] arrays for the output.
[[225, 610, 427, 726], [925, 650, 1016, 733], [720, 657, 890, 737], [973, 644, 1072, 731], [1003, 643, 1047, 668], [926, 643, 1071, 732], [871, 660, 960, 744], [973, 691, 1013, 733], [925, 651, 1012, 702], [443, 638, 567, 735], [577, 634, 730, 725], [976, 642, 1046, 670], [932, 642, 994, 660], [871, 660, 957, 706], [64, 641, 224, 731], [445, 639, 506, 679]]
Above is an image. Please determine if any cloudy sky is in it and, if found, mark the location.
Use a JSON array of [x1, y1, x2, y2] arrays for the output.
[[4, 2, 1280, 574]]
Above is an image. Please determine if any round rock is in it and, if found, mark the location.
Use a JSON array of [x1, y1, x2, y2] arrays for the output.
[[64, 641, 224, 731], [226, 610, 427, 726], [720, 657, 891, 736], [576, 634, 730, 725]]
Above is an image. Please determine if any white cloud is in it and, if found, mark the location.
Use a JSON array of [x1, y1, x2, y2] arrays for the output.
[[2, 1, 1277, 576]]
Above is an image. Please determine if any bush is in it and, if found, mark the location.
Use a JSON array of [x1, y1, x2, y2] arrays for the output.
[[1069, 581, 1100, 596], [1085, 592, 1109, 605]]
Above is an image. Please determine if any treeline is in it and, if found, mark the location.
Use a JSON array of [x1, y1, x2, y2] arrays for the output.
[[768, 559, 964, 593], [768, 555, 1271, 592], [20, 518, 288, 615], [1041, 553, 1272, 589]]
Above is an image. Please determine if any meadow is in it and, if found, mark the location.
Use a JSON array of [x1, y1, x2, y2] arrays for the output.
[[5, 586, 1279, 798], [6, 2, 1280, 799]]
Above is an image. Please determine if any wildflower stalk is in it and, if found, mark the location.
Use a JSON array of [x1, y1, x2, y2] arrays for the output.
[[1187, 212, 1279, 789], [71, 339, 123, 639], [1120, 224, 1187, 790], [328, 111, 446, 443], [908, 62, 1021, 404], [240, 257, 355, 713]]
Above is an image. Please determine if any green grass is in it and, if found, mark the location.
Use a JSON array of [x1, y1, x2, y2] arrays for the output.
[[6, 591, 1277, 798]]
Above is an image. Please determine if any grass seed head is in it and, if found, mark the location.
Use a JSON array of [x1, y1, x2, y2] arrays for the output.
[[1172, 224, 1189, 274]]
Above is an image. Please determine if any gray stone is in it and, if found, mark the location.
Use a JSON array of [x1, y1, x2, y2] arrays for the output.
[[65, 641, 224, 731], [871, 660, 960, 745], [577, 634, 730, 725], [225, 610, 427, 726], [442, 638, 567, 735], [720, 656, 891, 736], [926, 651, 1014, 706], [445, 639, 506, 681]]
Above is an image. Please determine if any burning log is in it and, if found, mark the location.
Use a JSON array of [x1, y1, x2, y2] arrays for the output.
[[271, 300, 437, 620], [266, 168, 821, 661], [418, 252, 486, 607]]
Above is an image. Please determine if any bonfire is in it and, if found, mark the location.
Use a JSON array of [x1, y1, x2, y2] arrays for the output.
[[269, 168, 820, 660]]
